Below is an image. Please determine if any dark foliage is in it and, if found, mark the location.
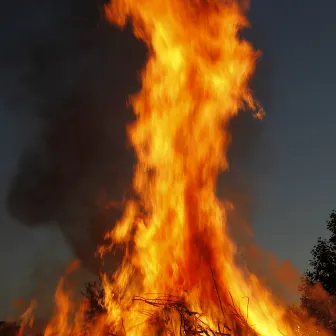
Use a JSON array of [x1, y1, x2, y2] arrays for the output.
[[300, 210, 336, 333]]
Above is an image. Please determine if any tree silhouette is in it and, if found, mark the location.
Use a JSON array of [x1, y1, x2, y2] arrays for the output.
[[300, 210, 336, 333]]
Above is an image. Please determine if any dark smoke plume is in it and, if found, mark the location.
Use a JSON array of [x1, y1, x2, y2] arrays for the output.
[[5, 0, 146, 271], [5, 0, 272, 273]]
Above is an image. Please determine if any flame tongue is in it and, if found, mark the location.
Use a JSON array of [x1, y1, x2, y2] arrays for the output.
[[106, 0, 254, 280], [102, 0, 271, 334]]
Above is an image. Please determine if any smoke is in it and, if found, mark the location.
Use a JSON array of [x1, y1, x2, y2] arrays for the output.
[[4, 0, 146, 272]]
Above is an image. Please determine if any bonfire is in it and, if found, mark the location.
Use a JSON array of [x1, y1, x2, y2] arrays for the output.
[[16, 0, 331, 335]]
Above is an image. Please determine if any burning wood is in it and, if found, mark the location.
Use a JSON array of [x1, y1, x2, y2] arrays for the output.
[[133, 295, 231, 335]]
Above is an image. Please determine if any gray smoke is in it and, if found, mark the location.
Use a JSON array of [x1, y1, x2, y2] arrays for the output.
[[4, 0, 146, 271]]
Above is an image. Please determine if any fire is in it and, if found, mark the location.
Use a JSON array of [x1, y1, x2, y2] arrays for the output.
[[101, 0, 286, 334], [40, 0, 329, 335]]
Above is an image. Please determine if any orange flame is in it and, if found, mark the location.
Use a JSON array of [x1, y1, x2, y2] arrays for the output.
[[101, 0, 288, 334], [43, 0, 331, 335], [17, 300, 37, 336], [44, 261, 81, 336]]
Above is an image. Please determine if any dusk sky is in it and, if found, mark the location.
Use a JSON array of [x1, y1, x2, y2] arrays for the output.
[[1, 0, 336, 319]]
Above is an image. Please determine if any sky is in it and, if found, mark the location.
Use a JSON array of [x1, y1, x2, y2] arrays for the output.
[[248, 0, 336, 267], [1, 0, 336, 319]]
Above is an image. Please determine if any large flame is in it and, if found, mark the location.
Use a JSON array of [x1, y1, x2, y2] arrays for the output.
[[40, 0, 329, 335]]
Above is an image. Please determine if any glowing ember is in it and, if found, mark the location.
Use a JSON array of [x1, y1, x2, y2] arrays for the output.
[[40, 0, 330, 335]]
